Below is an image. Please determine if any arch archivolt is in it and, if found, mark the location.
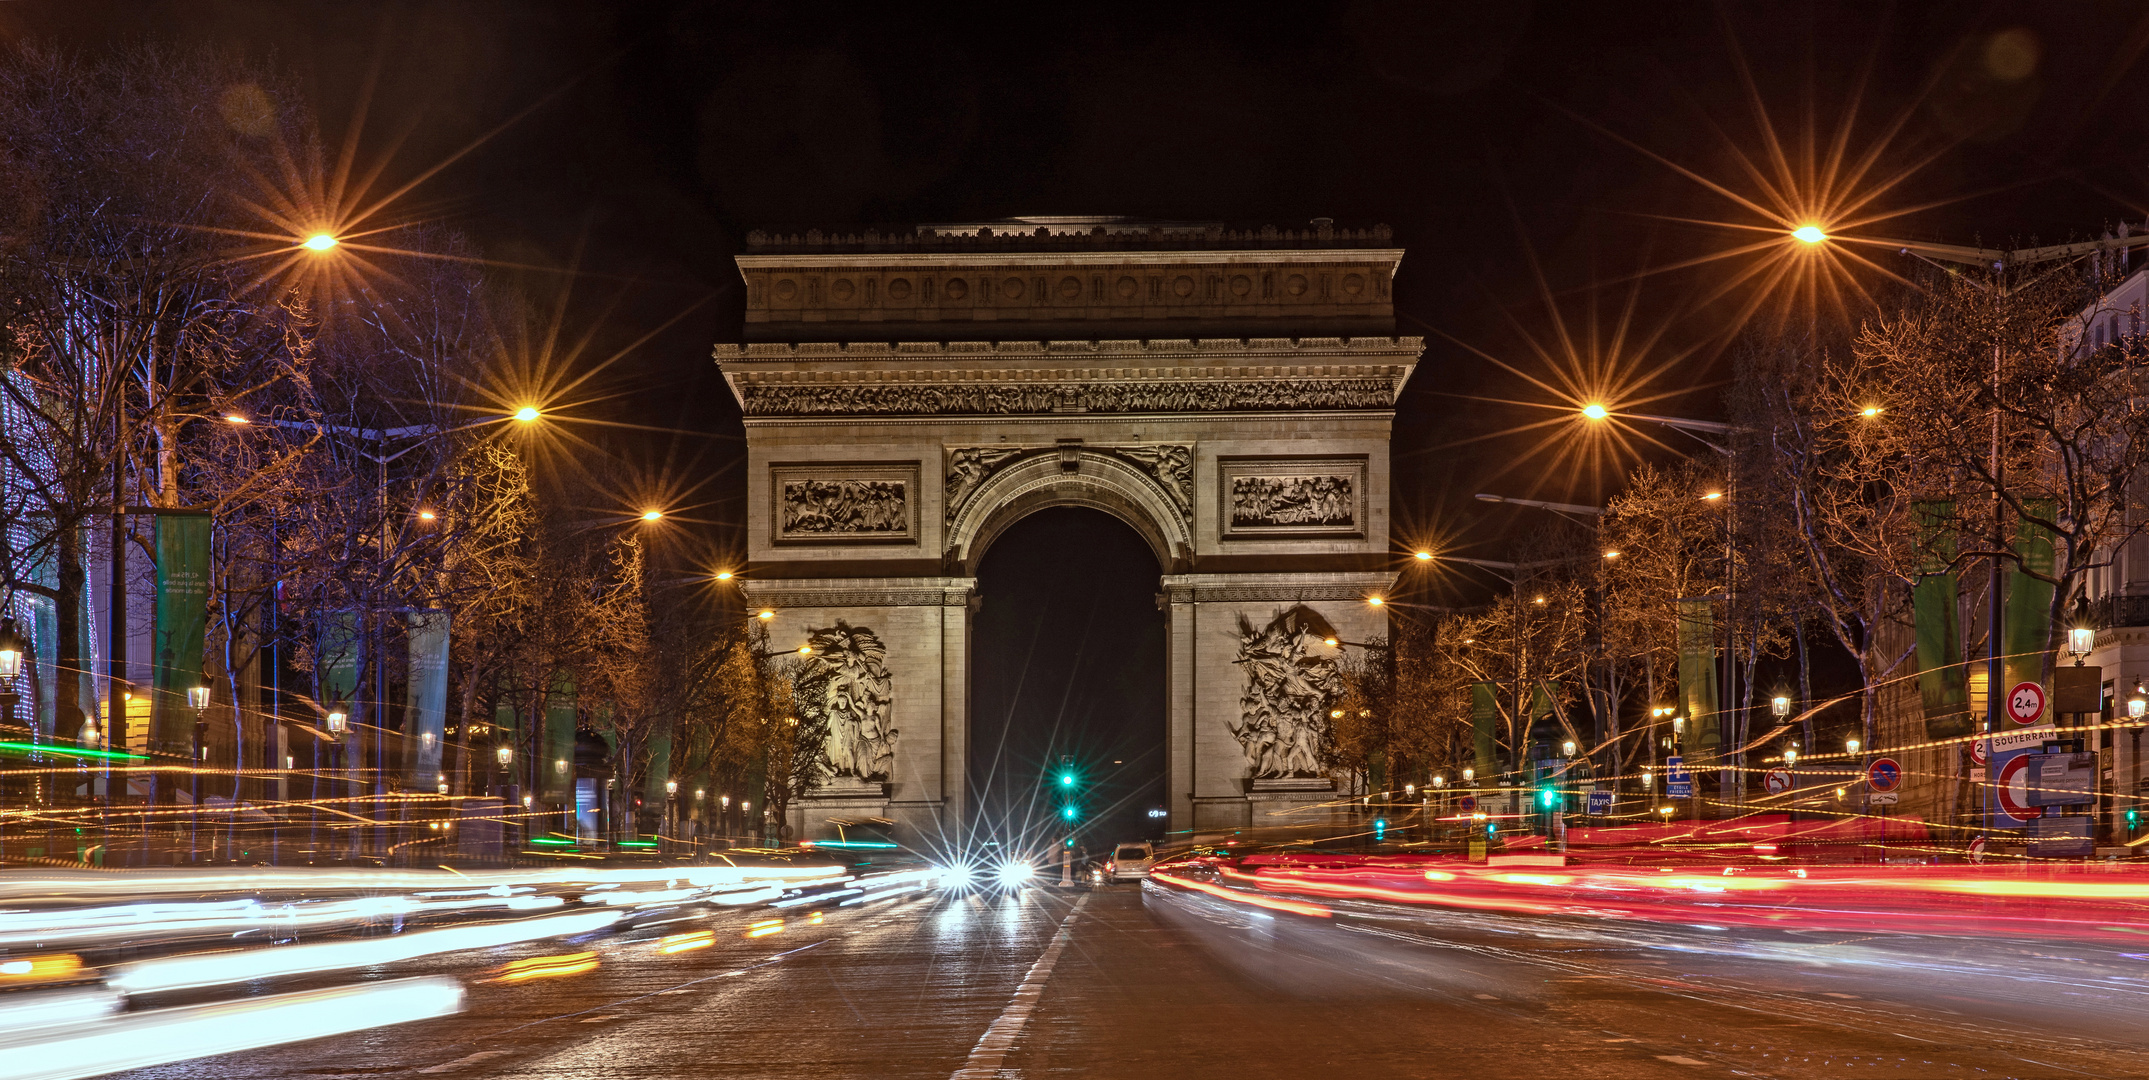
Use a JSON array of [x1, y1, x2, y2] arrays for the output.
[[945, 447, 1192, 575]]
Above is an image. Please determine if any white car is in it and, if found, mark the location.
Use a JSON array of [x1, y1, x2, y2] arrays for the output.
[[1108, 842, 1155, 882]]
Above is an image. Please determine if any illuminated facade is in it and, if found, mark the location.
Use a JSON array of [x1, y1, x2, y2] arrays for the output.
[[717, 218, 1421, 840]]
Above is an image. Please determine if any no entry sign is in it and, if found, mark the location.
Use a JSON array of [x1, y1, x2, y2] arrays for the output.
[[2006, 681, 2047, 726], [1867, 757, 1904, 793], [1763, 768, 1795, 796]]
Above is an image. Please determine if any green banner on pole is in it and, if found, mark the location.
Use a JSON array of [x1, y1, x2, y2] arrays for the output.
[[1676, 597, 1719, 752], [2003, 498, 2057, 694], [542, 671, 576, 804], [1470, 681, 1497, 782], [317, 610, 359, 720], [643, 729, 672, 812], [405, 611, 450, 787], [1913, 501, 1971, 738], [1530, 682, 1564, 760], [149, 512, 209, 757]]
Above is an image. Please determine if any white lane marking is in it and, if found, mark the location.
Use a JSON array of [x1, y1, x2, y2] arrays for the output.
[[419, 1050, 512, 1073], [949, 896, 1090, 1080]]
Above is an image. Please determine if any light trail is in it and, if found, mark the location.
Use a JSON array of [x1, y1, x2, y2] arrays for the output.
[[0, 977, 462, 1080], [107, 910, 620, 994]]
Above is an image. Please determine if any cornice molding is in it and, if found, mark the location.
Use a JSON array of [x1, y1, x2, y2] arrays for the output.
[[736, 249, 1403, 271], [1158, 571, 1397, 605], [740, 576, 977, 608], [716, 336, 1424, 363]]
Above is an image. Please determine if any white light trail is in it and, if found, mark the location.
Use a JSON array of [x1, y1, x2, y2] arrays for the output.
[[0, 977, 463, 1080], [108, 911, 620, 994]]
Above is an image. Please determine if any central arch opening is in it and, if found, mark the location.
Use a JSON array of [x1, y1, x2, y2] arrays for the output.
[[969, 506, 1167, 854]]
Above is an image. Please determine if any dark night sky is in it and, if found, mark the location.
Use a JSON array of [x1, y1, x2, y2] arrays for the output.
[[8, 2, 2149, 811]]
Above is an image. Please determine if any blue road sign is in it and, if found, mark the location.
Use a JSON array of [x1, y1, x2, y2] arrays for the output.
[[1586, 789, 1612, 815], [1666, 755, 1693, 798]]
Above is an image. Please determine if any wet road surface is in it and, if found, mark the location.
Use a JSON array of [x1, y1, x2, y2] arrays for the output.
[[102, 884, 2149, 1080]]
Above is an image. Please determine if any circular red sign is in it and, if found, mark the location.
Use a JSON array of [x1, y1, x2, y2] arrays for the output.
[[1763, 768, 1794, 795], [1994, 755, 2044, 822], [2006, 681, 2047, 726], [1970, 739, 1989, 767], [1867, 757, 1904, 792]]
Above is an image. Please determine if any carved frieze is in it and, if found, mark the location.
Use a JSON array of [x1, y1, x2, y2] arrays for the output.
[[770, 462, 919, 545], [737, 379, 1396, 418], [945, 443, 1193, 525], [1217, 456, 1368, 540]]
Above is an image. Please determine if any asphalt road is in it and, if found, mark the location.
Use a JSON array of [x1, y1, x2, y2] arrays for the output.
[[100, 883, 2149, 1080]]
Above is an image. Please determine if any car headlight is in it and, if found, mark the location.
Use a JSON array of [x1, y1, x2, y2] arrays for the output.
[[994, 862, 1034, 888]]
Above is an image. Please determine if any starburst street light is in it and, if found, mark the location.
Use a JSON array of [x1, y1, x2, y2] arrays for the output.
[[303, 233, 339, 252], [1791, 225, 1827, 245], [640, 510, 663, 522], [514, 406, 541, 423], [1581, 403, 1609, 420]]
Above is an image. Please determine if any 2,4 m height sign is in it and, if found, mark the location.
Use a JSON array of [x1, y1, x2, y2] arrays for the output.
[[2006, 682, 2048, 726]]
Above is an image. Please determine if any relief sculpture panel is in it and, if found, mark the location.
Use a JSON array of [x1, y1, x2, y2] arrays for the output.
[[770, 462, 919, 544], [1231, 606, 1345, 779], [1217, 456, 1368, 539], [800, 622, 896, 782]]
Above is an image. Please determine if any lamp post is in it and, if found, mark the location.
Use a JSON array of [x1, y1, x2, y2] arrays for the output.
[[0, 617, 27, 811]]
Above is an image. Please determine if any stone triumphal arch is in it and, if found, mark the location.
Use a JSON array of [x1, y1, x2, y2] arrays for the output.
[[715, 219, 1421, 842]]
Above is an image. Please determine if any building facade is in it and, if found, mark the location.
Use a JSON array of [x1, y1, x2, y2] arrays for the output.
[[715, 219, 1421, 842]]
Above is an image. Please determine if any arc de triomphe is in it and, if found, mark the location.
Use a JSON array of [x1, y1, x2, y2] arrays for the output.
[[715, 219, 1421, 843]]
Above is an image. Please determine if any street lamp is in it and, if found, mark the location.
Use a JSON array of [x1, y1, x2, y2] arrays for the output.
[[303, 233, 338, 251], [1561, 740, 1576, 757], [495, 743, 513, 767], [1784, 747, 1799, 766], [2069, 626, 2097, 665], [514, 406, 541, 423], [1771, 695, 1791, 719], [1791, 225, 1827, 244], [666, 779, 678, 796], [1461, 767, 1475, 783], [2130, 682, 2147, 721], [1845, 737, 1861, 755], [325, 709, 348, 737]]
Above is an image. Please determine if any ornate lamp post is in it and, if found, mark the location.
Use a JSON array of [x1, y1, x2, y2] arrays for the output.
[[0, 617, 29, 809]]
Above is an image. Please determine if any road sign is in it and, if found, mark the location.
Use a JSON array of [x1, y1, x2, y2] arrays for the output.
[[1970, 738, 1989, 767], [1665, 755, 1693, 798], [1866, 757, 1903, 793], [1868, 792, 1899, 806], [2006, 681, 2047, 726], [1586, 789, 1612, 815], [1986, 726, 2054, 828], [1763, 768, 1795, 796], [1967, 835, 1987, 864], [1457, 795, 1478, 814]]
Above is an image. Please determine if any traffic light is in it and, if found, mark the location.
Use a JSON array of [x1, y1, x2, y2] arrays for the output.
[[1373, 817, 1388, 841], [1061, 804, 1079, 822], [2129, 807, 2140, 832], [1059, 771, 1075, 788], [1538, 787, 1558, 809]]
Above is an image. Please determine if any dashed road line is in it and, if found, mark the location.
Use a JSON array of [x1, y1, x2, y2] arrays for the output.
[[418, 1050, 512, 1073], [949, 896, 1089, 1080]]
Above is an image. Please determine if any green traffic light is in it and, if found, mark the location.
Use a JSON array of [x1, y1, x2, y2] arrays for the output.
[[1061, 804, 1078, 821], [1059, 773, 1075, 786]]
